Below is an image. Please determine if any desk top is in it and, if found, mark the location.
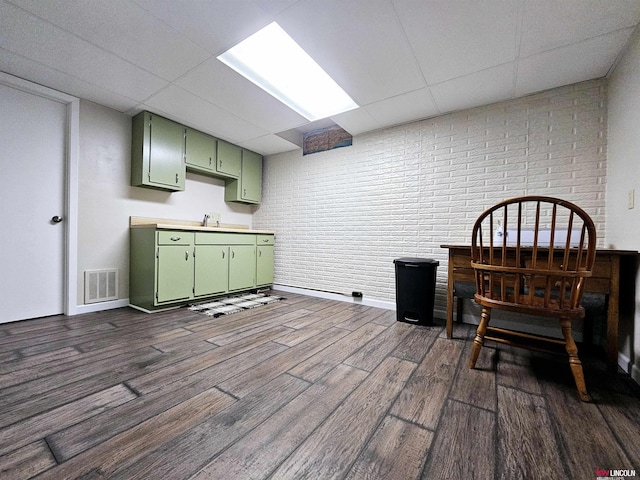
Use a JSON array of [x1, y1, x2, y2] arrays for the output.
[[440, 245, 638, 255]]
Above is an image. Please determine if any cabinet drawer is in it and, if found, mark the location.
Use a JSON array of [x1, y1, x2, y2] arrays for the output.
[[256, 234, 274, 246], [157, 231, 193, 245], [195, 232, 256, 245]]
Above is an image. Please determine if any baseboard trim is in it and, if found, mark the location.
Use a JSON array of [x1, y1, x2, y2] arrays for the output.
[[75, 298, 129, 314], [617, 351, 640, 385], [272, 284, 396, 311]]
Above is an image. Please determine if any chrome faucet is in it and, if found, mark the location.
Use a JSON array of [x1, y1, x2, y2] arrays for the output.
[[203, 213, 210, 227]]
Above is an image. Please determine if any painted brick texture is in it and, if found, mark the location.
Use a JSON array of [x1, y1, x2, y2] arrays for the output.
[[253, 80, 607, 311]]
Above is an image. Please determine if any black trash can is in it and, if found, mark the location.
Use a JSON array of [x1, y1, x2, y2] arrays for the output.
[[394, 257, 439, 325]]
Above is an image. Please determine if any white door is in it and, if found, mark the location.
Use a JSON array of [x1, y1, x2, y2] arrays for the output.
[[0, 83, 66, 323]]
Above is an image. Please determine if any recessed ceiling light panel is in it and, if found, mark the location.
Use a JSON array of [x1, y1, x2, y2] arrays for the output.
[[218, 22, 358, 122]]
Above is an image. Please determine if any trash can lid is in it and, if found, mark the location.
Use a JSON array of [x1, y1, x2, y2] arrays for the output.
[[393, 257, 439, 266]]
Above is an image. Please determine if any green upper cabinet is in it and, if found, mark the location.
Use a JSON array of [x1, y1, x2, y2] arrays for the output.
[[131, 111, 185, 191], [216, 140, 242, 179], [185, 130, 243, 180], [242, 150, 262, 203], [225, 149, 262, 204], [132, 111, 262, 202], [185, 127, 216, 175]]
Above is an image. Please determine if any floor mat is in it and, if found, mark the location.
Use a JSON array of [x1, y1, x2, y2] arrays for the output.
[[188, 293, 285, 317]]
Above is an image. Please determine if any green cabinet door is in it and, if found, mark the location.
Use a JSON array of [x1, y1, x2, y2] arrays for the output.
[[156, 245, 194, 303], [194, 245, 229, 297], [256, 245, 274, 286], [185, 128, 216, 174], [228, 245, 256, 291], [217, 140, 242, 178], [131, 111, 185, 191], [241, 150, 262, 203], [224, 149, 262, 204]]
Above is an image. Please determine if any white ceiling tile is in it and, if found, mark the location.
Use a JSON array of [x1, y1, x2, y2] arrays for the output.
[[143, 85, 268, 145], [175, 59, 308, 134], [255, 0, 300, 17], [516, 28, 635, 97], [331, 108, 382, 136], [7, 0, 210, 81], [364, 88, 439, 129], [394, 0, 522, 85], [0, 2, 167, 101], [520, 0, 640, 57], [0, 48, 138, 111], [132, 0, 293, 55], [278, 0, 425, 105], [1, 0, 638, 155], [240, 134, 300, 156], [431, 63, 516, 113]]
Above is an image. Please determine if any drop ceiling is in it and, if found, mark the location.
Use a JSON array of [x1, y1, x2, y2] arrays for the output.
[[2, 0, 639, 156]]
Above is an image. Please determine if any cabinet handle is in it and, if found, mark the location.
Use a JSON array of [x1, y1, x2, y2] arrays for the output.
[[170, 236, 181, 241], [232, 250, 235, 259], [222, 250, 225, 259], [220, 159, 223, 167], [209, 157, 212, 165], [259, 249, 262, 257], [185, 250, 189, 261], [176, 173, 179, 183], [262, 238, 269, 242], [243, 188, 247, 197]]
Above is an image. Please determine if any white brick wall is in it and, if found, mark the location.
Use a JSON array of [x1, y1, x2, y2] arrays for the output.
[[253, 79, 607, 312]]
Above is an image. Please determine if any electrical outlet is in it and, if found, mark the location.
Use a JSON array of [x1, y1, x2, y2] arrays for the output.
[[629, 189, 635, 210], [209, 212, 221, 224]]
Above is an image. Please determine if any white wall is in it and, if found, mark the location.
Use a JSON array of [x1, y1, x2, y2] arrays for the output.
[[254, 80, 608, 318], [77, 100, 255, 307], [607, 26, 640, 382]]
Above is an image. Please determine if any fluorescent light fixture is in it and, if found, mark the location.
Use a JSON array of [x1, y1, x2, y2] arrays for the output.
[[218, 22, 358, 121]]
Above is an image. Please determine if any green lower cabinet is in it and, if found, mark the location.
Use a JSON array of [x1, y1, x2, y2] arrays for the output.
[[229, 245, 256, 291], [194, 245, 229, 297], [156, 244, 194, 303], [130, 228, 273, 311], [256, 245, 274, 286]]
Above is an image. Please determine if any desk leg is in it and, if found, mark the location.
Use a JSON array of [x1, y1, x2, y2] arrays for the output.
[[446, 251, 454, 339], [607, 256, 620, 371]]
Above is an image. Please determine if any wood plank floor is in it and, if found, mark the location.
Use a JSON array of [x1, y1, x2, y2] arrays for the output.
[[1, 291, 639, 479]]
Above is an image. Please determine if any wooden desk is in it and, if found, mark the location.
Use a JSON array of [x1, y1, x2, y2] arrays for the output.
[[441, 244, 638, 370]]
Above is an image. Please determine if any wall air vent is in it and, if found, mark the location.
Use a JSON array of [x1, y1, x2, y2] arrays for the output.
[[84, 269, 118, 304]]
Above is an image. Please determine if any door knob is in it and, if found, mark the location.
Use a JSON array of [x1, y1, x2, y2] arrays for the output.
[[51, 216, 63, 223]]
